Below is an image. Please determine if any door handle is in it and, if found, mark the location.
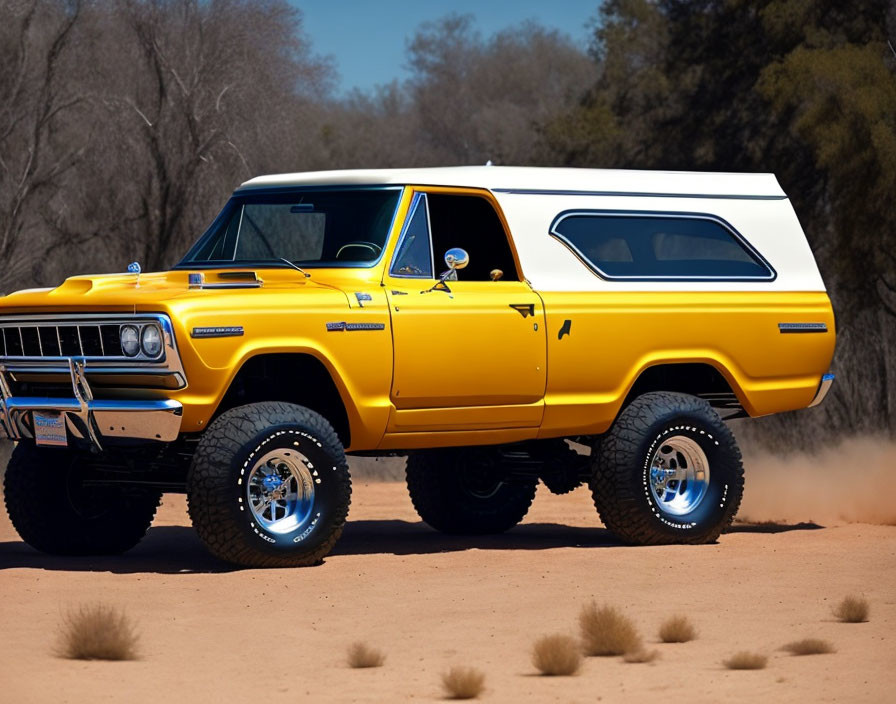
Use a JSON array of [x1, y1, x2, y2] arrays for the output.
[[509, 303, 535, 318]]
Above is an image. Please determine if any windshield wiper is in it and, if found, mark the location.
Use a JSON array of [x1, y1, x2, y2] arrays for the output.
[[276, 257, 310, 278]]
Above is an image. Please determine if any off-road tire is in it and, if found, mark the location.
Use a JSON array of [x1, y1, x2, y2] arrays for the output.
[[187, 402, 351, 567], [406, 449, 537, 534], [591, 392, 744, 545], [3, 443, 160, 555]]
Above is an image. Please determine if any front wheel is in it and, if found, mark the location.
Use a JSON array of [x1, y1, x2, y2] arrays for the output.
[[406, 448, 537, 534], [590, 392, 744, 545], [187, 402, 351, 567], [3, 444, 160, 555]]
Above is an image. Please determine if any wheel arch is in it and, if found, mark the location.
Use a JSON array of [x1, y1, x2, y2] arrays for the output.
[[212, 351, 354, 448], [621, 361, 749, 418]]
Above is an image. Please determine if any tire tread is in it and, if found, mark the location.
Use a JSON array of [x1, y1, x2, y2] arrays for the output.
[[186, 401, 351, 568], [590, 391, 744, 545]]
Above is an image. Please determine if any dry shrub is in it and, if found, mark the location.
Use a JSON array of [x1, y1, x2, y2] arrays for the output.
[[833, 595, 869, 623], [723, 651, 768, 670], [579, 602, 642, 656], [658, 615, 697, 643], [347, 641, 385, 668], [623, 648, 660, 663], [783, 638, 835, 656], [57, 604, 138, 661], [441, 666, 486, 700], [532, 634, 582, 676]]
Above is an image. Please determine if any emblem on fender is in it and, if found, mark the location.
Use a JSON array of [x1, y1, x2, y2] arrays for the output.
[[326, 322, 386, 332], [191, 326, 245, 338]]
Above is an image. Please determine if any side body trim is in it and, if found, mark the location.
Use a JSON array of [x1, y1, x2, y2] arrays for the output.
[[494, 188, 788, 200]]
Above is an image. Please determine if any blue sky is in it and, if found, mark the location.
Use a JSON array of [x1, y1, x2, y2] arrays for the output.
[[292, 1, 600, 94]]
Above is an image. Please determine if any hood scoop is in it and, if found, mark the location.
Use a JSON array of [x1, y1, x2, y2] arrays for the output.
[[189, 271, 262, 290]]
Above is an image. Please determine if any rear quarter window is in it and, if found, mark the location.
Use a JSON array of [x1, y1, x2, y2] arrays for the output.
[[549, 211, 775, 281]]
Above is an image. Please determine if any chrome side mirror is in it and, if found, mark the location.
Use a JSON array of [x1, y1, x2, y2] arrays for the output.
[[424, 247, 470, 294], [442, 248, 469, 282], [444, 248, 469, 272]]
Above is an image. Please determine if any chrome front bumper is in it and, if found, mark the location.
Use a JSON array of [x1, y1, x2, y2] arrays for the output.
[[0, 358, 183, 450]]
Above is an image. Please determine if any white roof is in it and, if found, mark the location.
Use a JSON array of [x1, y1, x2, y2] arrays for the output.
[[238, 166, 824, 292], [238, 166, 786, 199]]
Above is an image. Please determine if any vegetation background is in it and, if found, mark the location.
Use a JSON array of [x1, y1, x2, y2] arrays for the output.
[[1, 0, 894, 454]]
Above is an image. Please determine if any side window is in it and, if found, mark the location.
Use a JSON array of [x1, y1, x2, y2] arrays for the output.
[[426, 194, 519, 281], [550, 212, 774, 281], [390, 194, 434, 278]]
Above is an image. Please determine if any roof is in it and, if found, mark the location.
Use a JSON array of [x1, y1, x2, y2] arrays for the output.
[[237, 166, 786, 200]]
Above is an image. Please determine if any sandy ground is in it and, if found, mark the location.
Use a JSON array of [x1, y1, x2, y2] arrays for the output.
[[1, 481, 894, 704]]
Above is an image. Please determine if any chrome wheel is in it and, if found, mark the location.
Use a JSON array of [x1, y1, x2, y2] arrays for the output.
[[648, 435, 710, 516], [246, 448, 316, 535]]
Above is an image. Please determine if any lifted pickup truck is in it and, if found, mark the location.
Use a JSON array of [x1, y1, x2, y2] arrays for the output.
[[0, 166, 835, 566]]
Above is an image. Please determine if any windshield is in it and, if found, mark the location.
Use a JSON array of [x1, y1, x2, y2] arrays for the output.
[[179, 187, 402, 268]]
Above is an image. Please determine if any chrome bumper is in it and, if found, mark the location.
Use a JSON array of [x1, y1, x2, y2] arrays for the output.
[[0, 358, 182, 450], [808, 372, 835, 408]]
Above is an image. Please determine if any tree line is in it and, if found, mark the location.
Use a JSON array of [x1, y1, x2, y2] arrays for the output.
[[1, 0, 894, 447]]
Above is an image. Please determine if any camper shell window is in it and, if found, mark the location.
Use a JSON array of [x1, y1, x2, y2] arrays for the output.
[[549, 210, 775, 281]]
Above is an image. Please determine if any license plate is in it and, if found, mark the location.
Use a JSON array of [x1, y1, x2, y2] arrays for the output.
[[33, 411, 68, 447]]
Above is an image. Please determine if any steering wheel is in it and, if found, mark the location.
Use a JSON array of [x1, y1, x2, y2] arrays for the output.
[[335, 241, 383, 260], [395, 263, 425, 275]]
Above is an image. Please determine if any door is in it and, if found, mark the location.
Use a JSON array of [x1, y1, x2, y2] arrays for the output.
[[383, 190, 546, 432]]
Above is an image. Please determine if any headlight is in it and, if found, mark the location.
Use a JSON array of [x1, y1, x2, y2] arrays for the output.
[[141, 324, 162, 358], [120, 325, 140, 357]]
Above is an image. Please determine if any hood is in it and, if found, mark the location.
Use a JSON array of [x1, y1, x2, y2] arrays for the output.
[[0, 268, 363, 315]]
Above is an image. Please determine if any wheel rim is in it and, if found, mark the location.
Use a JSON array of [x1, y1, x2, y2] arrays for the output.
[[246, 449, 315, 535], [648, 435, 710, 516]]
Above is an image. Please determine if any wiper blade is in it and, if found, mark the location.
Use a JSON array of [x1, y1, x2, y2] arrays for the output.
[[276, 257, 310, 278]]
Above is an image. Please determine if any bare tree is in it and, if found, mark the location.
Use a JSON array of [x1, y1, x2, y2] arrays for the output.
[[313, 14, 596, 170], [82, 0, 332, 271], [405, 14, 596, 165], [0, 0, 88, 292]]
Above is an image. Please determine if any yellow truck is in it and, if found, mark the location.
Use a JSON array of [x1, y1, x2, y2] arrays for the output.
[[0, 166, 835, 566]]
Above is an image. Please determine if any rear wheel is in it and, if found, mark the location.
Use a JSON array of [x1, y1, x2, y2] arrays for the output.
[[590, 391, 744, 545], [187, 402, 351, 567], [3, 443, 160, 555], [406, 448, 537, 534]]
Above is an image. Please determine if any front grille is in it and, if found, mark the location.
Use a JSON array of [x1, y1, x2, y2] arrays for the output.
[[1, 323, 125, 359]]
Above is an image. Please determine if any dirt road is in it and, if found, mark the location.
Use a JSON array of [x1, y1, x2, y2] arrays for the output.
[[1, 482, 893, 703]]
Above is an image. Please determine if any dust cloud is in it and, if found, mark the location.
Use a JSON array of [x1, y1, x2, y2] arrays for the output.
[[738, 436, 896, 526]]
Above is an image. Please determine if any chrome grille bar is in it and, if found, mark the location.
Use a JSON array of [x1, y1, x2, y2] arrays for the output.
[[0, 315, 166, 362]]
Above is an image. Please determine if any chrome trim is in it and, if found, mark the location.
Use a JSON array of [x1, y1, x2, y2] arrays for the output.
[[389, 192, 435, 279], [326, 322, 386, 332], [779, 322, 828, 334], [0, 313, 186, 386], [493, 188, 788, 200], [195, 282, 264, 289], [0, 356, 183, 448], [0, 363, 13, 437], [808, 373, 835, 408], [191, 326, 244, 338], [69, 357, 102, 450], [5, 366, 184, 385], [188, 271, 264, 290]]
